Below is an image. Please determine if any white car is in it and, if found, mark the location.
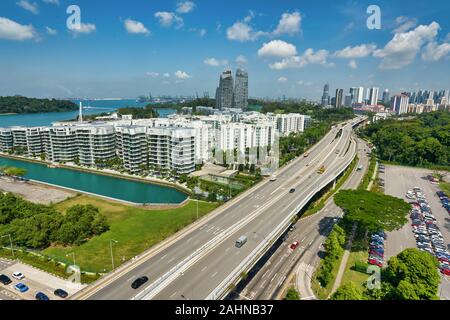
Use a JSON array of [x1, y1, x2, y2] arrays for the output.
[[12, 272, 25, 280]]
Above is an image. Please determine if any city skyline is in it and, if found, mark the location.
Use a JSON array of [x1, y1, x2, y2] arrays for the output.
[[0, 0, 449, 100]]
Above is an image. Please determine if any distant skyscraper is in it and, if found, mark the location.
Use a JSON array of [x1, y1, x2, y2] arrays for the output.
[[321, 84, 330, 107], [216, 70, 234, 110], [344, 95, 352, 107], [382, 89, 390, 104], [369, 87, 379, 106], [233, 68, 248, 110], [392, 94, 409, 115], [335, 89, 344, 108], [349, 87, 364, 106]]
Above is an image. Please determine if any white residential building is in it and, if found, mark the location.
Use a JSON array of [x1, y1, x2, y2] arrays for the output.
[[275, 114, 305, 137]]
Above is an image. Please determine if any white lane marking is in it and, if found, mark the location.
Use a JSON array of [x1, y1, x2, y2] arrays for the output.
[[270, 185, 284, 196], [211, 271, 218, 278], [225, 247, 231, 253], [167, 257, 175, 263], [159, 254, 167, 261], [201, 266, 208, 272], [170, 291, 177, 298]]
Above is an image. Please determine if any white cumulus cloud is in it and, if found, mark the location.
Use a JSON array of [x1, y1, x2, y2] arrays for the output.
[[70, 22, 96, 36], [155, 12, 184, 29], [226, 21, 266, 42], [334, 44, 376, 58], [278, 77, 288, 83], [273, 11, 302, 36], [421, 41, 450, 61], [16, 0, 39, 14], [124, 19, 150, 35], [204, 58, 228, 67], [0, 17, 37, 41], [258, 40, 297, 58], [176, 1, 196, 14], [174, 70, 191, 80], [373, 21, 440, 69], [269, 48, 332, 70]]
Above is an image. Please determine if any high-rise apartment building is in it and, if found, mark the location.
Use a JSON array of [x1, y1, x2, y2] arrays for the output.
[[334, 89, 344, 108], [349, 87, 363, 105], [233, 68, 248, 110], [321, 84, 330, 107], [369, 87, 379, 106], [216, 70, 234, 110], [391, 94, 409, 115], [382, 89, 390, 104]]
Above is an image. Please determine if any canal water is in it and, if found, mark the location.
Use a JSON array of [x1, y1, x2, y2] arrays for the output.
[[0, 157, 188, 205]]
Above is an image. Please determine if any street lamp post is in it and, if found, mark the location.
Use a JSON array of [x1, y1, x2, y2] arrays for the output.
[[110, 239, 119, 271], [1, 234, 14, 258]]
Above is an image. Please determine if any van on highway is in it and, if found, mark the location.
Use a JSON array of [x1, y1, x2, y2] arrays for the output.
[[235, 236, 248, 248]]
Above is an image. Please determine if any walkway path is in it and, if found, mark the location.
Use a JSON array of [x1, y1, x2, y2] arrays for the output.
[[328, 158, 378, 297]]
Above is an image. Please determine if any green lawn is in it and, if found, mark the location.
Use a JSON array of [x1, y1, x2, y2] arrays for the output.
[[440, 182, 450, 197], [341, 239, 369, 290], [43, 195, 219, 273]]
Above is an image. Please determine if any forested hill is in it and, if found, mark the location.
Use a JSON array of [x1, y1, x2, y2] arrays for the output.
[[361, 111, 450, 167], [0, 96, 78, 114]]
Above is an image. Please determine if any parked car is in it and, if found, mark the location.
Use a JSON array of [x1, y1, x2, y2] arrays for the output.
[[35, 292, 50, 301], [369, 251, 384, 258], [368, 259, 383, 267], [289, 188, 296, 193], [0, 274, 12, 285], [440, 267, 450, 276], [54, 289, 69, 299], [131, 276, 149, 289], [12, 272, 25, 280], [14, 283, 29, 293]]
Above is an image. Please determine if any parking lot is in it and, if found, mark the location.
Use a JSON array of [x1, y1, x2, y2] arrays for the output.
[[383, 165, 450, 299], [0, 260, 85, 300]]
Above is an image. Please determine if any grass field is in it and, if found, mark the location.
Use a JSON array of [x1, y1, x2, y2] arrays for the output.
[[340, 238, 369, 290], [43, 195, 219, 273], [440, 182, 450, 197]]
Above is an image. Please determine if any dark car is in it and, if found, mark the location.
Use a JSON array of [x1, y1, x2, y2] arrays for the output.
[[0, 274, 12, 285], [35, 292, 50, 301], [54, 289, 69, 299], [369, 250, 384, 258], [131, 276, 149, 289], [289, 188, 296, 193]]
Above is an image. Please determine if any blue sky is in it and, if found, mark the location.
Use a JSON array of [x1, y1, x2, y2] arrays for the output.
[[0, 0, 449, 100]]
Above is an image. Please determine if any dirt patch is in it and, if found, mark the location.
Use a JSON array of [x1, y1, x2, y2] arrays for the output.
[[0, 177, 74, 205]]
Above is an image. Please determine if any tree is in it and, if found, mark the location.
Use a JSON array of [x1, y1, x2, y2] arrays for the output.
[[284, 287, 300, 300], [334, 190, 410, 233], [331, 282, 365, 300], [3, 166, 27, 177], [384, 248, 440, 300]]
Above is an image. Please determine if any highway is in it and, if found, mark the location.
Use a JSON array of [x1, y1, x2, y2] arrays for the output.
[[236, 137, 369, 300], [75, 118, 362, 300]]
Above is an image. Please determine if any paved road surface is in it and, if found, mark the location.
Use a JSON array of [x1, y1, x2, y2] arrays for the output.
[[237, 138, 369, 300]]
